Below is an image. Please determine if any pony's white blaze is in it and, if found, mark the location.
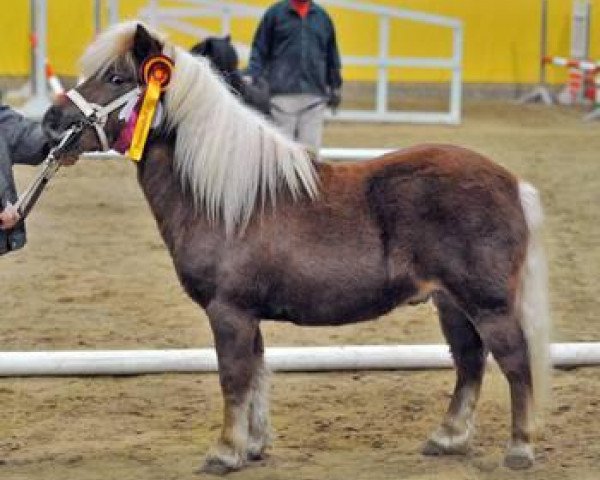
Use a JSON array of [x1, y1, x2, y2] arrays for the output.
[[80, 21, 319, 235]]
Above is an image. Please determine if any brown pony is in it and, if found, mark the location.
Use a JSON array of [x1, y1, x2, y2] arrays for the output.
[[42, 22, 551, 475]]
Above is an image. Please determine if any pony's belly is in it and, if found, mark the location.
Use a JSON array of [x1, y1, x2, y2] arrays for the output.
[[261, 278, 399, 326]]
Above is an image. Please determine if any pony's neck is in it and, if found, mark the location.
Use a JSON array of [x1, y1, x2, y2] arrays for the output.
[[224, 70, 243, 92], [136, 136, 208, 248]]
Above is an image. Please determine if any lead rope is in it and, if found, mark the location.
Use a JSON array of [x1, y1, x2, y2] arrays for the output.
[[14, 124, 84, 220]]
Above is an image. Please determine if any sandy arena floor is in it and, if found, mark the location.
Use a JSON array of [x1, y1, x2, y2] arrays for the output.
[[0, 101, 598, 480]]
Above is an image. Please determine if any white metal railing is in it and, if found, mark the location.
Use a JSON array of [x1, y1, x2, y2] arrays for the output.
[[21, 0, 462, 123], [20, 0, 51, 118], [81, 148, 396, 161], [136, 0, 463, 124], [19, 0, 121, 118]]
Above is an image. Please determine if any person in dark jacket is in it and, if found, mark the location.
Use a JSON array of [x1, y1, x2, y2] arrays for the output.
[[0, 105, 52, 254], [246, 0, 342, 150]]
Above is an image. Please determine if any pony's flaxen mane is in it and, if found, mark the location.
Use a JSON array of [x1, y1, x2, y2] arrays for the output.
[[80, 21, 319, 235]]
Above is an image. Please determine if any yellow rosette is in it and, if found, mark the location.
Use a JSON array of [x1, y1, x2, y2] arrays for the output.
[[128, 55, 174, 161]]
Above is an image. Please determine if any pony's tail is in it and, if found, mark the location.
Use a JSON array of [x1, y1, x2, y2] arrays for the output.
[[518, 181, 552, 425]]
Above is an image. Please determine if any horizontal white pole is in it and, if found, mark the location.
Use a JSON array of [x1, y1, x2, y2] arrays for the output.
[[0, 343, 598, 377], [81, 148, 397, 162], [343, 55, 457, 69], [319, 0, 462, 29], [150, 0, 462, 28], [321, 148, 394, 160], [331, 110, 460, 125], [167, 0, 265, 16]]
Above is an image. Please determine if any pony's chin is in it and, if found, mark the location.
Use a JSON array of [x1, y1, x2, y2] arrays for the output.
[[43, 125, 92, 159], [52, 138, 88, 165], [62, 128, 103, 158], [57, 152, 80, 166], [54, 141, 84, 159]]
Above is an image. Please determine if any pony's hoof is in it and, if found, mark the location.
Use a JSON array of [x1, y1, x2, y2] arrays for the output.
[[246, 436, 271, 461], [247, 446, 266, 462], [503, 443, 534, 470], [198, 449, 245, 476], [198, 460, 230, 476], [198, 457, 239, 476], [422, 437, 469, 456], [422, 425, 471, 456]]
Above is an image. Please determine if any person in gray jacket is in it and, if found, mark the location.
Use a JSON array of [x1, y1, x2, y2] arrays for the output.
[[0, 104, 52, 254]]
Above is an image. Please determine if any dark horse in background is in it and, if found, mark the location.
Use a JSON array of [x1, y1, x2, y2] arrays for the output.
[[43, 23, 551, 475], [190, 35, 271, 116]]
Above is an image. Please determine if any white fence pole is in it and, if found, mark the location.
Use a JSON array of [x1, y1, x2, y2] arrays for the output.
[[449, 25, 463, 124], [0, 343, 598, 376], [147, 0, 159, 27], [94, 0, 102, 35], [108, 0, 120, 26], [139, 0, 463, 125], [21, 0, 51, 119], [376, 15, 390, 115], [80, 147, 397, 162], [221, 5, 232, 35], [571, 0, 591, 60]]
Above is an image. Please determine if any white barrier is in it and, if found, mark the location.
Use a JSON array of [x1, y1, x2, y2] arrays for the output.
[[0, 343, 598, 376], [321, 148, 395, 160], [137, 0, 463, 124], [21, 0, 51, 118], [81, 148, 397, 162]]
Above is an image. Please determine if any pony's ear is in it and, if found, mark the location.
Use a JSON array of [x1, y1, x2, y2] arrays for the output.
[[224, 34, 231, 43], [199, 39, 212, 56], [132, 24, 162, 65], [190, 41, 209, 56]]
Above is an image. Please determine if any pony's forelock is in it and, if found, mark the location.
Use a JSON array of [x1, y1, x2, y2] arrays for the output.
[[80, 21, 166, 78]]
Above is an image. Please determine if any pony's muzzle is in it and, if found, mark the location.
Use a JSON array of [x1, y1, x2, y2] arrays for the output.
[[43, 105, 77, 142], [42, 105, 96, 156]]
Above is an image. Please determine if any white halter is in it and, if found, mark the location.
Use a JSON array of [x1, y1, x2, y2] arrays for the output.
[[65, 87, 141, 151]]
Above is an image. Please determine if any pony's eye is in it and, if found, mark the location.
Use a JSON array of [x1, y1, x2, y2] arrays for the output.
[[109, 74, 125, 86]]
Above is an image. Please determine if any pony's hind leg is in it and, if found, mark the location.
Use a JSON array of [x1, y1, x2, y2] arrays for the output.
[[200, 301, 265, 475], [423, 293, 486, 456], [474, 308, 535, 470]]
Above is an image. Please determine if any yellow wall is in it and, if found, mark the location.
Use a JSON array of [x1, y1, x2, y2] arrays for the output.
[[1, 0, 599, 84]]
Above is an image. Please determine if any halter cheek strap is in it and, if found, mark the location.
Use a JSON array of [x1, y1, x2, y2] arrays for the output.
[[65, 87, 141, 151]]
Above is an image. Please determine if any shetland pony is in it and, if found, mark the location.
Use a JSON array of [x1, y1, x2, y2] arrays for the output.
[[190, 35, 271, 115], [43, 22, 550, 475]]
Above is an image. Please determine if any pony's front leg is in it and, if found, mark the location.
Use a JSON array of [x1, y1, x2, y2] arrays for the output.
[[246, 329, 272, 461], [200, 301, 262, 475]]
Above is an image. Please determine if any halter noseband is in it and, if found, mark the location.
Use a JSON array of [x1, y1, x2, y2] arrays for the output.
[[65, 87, 141, 151]]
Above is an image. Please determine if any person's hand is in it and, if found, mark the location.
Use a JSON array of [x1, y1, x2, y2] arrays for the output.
[[327, 88, 342, 112], [0, 202, 21, 230]]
